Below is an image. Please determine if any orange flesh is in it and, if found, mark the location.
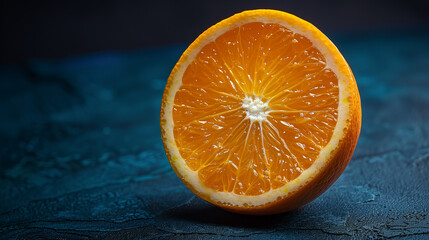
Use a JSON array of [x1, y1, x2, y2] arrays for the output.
[[173, 22, 339, 196]]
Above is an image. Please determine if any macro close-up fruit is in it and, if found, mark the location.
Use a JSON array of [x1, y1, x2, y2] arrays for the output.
[[161, 9, 361, 215]]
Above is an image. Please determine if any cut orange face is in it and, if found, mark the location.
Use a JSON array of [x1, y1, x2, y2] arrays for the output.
[[161, 9, 361, 215]]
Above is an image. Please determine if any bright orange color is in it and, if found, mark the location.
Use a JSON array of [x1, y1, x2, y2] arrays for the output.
[[174, 22, 339, 195], [161, 10, 361, 215]]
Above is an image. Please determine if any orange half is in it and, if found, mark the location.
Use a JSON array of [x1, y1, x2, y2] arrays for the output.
[[161, 9, 361, 215]]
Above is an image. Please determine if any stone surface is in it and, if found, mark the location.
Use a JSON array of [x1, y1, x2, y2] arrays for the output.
[[1, 32, 429, 239]]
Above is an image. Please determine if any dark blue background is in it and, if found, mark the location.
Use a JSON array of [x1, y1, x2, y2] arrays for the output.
[[1, 0, 429, 63], [1, 1, 429, 239]]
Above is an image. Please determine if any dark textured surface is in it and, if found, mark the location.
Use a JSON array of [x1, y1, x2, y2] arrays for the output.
[[1, 32, 429, 239]]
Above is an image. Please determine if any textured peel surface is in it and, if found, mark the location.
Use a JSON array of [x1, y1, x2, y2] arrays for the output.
[[172, 22, 339, 196]]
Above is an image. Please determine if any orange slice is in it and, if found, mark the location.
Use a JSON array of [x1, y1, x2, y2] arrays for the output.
[[160, 9, 361, 215]]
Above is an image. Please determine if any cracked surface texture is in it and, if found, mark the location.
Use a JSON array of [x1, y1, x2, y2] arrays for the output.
[[1, 32, 429, 239]]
